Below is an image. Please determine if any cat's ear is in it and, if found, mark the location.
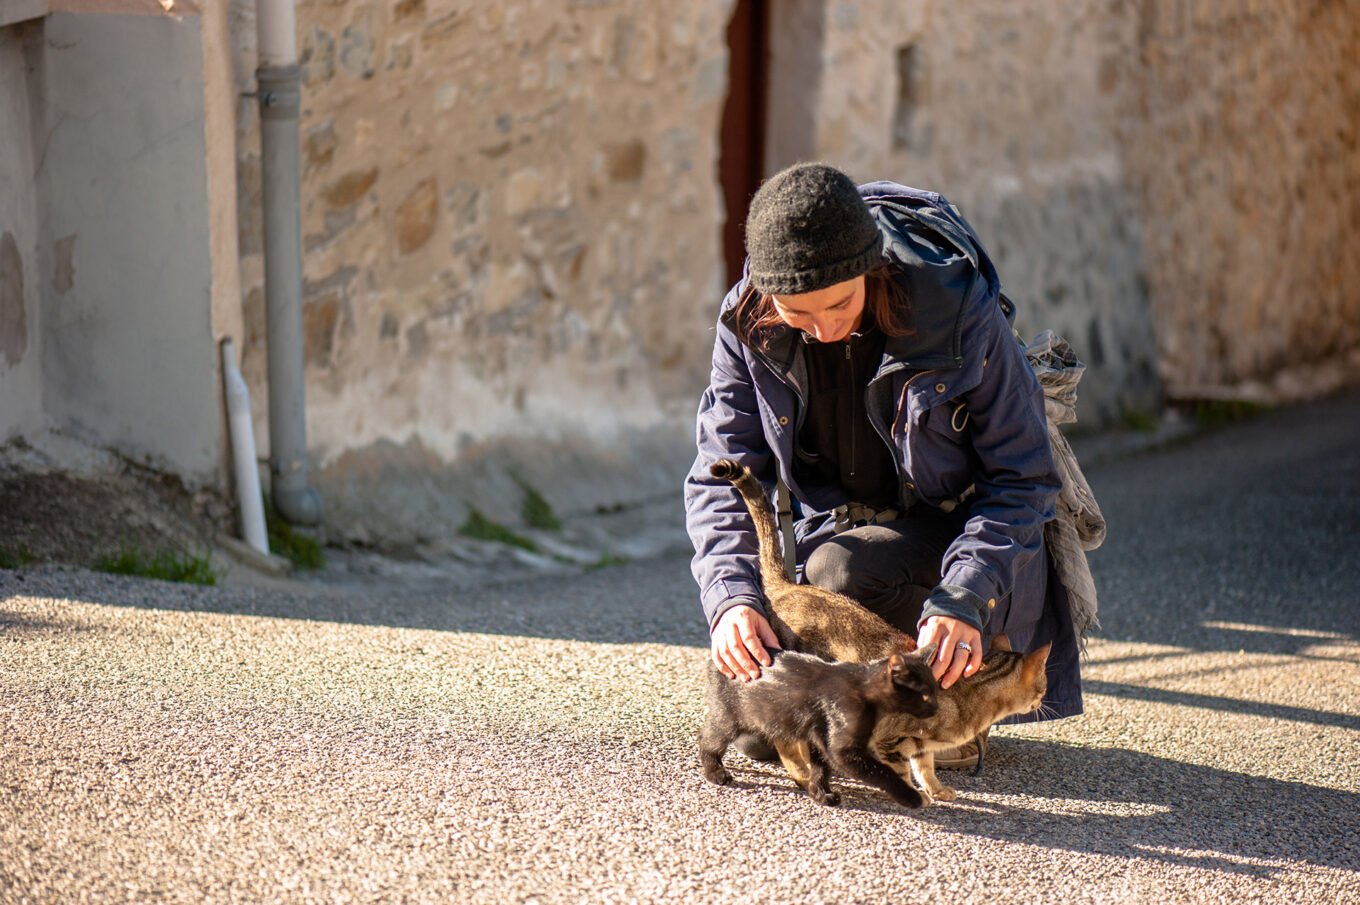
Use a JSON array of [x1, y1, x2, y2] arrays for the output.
[[914, 641, 938, 664], [990, 633, 1012, 652], [888, 653, 905, 671], [1021, 642, 1052, 680]]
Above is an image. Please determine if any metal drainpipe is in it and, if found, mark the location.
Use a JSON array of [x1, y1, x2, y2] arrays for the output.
[[255, 0, 322, 525]]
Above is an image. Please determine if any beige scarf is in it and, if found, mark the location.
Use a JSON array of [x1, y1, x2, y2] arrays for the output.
[[1026, 330, 1106, 649]]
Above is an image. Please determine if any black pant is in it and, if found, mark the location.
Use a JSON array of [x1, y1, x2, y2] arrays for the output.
[[802, 507, 969, 635]]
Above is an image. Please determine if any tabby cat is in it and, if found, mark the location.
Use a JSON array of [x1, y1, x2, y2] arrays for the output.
[[699, 648, 939, 808], [873, 635, 1049, 801], [706, 459, 919, 663], [709, 457, 1051, 802]]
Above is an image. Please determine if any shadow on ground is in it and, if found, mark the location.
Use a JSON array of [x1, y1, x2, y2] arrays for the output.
[[5, 390, 1359, 657], [0, 552, 712, 648], [921, 737, 1360, 877], [704, 734, 1359, 877]]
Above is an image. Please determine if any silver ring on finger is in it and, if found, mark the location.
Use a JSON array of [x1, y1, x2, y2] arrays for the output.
[[956, 641, 972, 653]]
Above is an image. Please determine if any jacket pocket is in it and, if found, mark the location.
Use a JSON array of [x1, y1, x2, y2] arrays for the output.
[[906, 398, 980, 507], [920, 398, 972, 445]]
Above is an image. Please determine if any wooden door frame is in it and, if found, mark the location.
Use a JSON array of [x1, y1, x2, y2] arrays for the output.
[[719, 0, 769, 291]]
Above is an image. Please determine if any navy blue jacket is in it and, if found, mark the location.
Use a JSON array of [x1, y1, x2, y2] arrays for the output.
[[684, 182, 1082, 720]]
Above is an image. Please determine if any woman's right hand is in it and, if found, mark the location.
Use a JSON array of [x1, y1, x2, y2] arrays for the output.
[[710, 605, 782, 682]]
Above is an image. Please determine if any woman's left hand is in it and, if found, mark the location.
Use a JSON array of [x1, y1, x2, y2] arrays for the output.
[[917, 616, 983, 689]]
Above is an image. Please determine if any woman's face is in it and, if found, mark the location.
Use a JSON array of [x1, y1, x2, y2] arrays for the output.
[[770, 276, 867, 343]]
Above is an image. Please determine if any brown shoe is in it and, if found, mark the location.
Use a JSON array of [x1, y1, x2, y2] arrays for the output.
[[933, 727, 990, 774]]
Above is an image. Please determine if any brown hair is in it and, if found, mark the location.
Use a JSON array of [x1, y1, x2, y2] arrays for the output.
[[730, 263, 915, 349]]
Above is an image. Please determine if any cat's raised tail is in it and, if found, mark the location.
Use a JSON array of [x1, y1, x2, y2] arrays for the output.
[[709, 458, 794, 593]]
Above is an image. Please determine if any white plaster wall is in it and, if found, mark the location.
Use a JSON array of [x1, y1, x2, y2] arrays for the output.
[[30, 12, 222, 481], [0, 24, 45, 444]]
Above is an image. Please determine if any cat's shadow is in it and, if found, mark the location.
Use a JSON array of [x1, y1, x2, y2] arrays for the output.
[[718, 761, 929, 815], [722, 737, 1357, 876], [916, 737, 1356, 876]]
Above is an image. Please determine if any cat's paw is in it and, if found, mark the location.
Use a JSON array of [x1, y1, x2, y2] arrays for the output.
[[810, 787, 841, 807], [703, 767, 733, 786], [931, 785, 957, 802], [890, 786, 926, 810]]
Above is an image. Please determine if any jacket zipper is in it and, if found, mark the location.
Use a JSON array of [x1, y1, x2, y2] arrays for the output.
[[846, 343, 856, 483]]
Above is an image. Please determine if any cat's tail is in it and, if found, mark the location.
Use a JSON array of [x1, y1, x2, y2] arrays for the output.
[[709, 458, 793, 592]]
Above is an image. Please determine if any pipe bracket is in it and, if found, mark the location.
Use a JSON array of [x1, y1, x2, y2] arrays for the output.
[[255, 64, 301, 120]]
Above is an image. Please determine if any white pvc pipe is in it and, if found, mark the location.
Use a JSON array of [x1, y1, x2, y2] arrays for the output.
[[256, 0, 297, 68], [257, 0, 297, 68], [221, 338, 270, 555]]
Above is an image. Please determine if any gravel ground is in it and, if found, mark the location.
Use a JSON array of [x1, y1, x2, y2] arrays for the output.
[[2, 389, 1359, 904]]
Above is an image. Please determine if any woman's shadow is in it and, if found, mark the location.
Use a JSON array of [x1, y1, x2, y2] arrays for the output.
[[909, 736, 1360, 877]]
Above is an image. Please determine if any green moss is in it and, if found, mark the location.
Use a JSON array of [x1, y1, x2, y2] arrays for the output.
[[587, 553, 631, 571], [459, 507, 540, 552], [94, 547, 219, 586], [1120, 409, 1160, 433], [264, 500, 325, 570], [1190, 399, 1269, 429], [513, 474, 562, 532], [0, 546, 33, 569]]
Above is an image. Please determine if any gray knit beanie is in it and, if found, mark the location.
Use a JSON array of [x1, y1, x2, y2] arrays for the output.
[[744, 162, 884, 295]]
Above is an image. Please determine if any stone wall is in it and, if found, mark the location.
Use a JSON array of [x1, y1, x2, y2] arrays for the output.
[[779, 0, 1359, 415], [804, 0, 1161, 425], [1117, 0, 1360, 399], [231, 0, 735, 545], [225, 0, 1358, 546]]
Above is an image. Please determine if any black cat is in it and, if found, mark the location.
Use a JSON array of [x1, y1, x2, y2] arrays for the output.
[[698, 647, 939, 808]]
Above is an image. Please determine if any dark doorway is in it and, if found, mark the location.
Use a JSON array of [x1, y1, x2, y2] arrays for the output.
[[719, 0, 769, 291]]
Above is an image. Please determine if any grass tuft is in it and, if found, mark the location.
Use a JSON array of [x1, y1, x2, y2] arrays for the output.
[[1189, 399, 1269, 429], [0, 546, 33, 569], [264, 500, 325, 570], [94, 547, 219, 585], [513, 473, 562, 532], [587, 553, 631, 571], [459, 507, 540, 552], [1120, 409, 1160, 433]]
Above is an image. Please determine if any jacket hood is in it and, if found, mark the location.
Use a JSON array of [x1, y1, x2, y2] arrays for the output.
[[721, 182, 1001, 374]]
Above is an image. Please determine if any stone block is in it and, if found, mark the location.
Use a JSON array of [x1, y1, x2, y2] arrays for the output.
[[422, 11, 467, 48], [395, 178, 439, 255], [304, 294, 341, 368], [505, 168, 543, 218], [300, 26, 335, 85], [393, 0, 423, 23], [603, 139, 646, 183], [304, 120, 338, 173], [323, 168, 379, 209], [386, 36, 414, 70], [340, 7, 376, 79]]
